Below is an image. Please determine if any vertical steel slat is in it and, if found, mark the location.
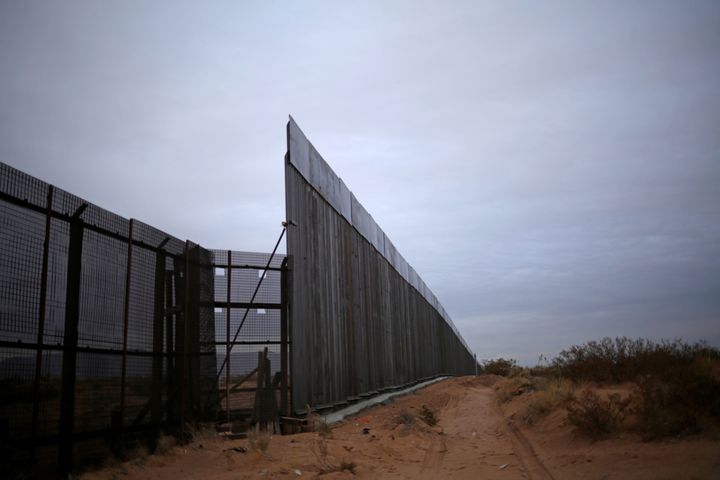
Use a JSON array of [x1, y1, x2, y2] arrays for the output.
[[280, 257, 289, 416]]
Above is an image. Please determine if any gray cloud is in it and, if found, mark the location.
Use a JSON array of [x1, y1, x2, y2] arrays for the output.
[[2, 1, 719, 363]]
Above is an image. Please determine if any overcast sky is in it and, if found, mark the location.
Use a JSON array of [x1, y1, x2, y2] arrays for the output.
[[1, 1, 719, 363]]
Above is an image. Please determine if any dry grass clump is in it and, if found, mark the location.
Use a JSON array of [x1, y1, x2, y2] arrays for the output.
[[316, 419, 333, 438], [338, 460, 357, 474], [492, 374, 573, 425], [394, 410, 416, 426], [247, 431, 271, 453], [301, 414, 332, 436], [309, 436, 330, 470], [523, 379, 575, 425], [419, 405, 438, 426], [304, 404, 333, 436], [310, 434, 357, 476], [495, 376, 533, 403]]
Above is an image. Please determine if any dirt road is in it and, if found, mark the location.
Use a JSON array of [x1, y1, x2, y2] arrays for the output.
[[83, 377, 551, 479], [82, 377, 720, 479], [365, 376, 552, 479]]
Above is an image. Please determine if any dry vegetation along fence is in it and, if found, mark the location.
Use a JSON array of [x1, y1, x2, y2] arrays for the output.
[[484, 337, 720, 440]]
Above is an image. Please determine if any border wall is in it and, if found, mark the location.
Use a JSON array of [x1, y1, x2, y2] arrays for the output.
[[285, 118, 475, 413], [0, 162, 217, 474]]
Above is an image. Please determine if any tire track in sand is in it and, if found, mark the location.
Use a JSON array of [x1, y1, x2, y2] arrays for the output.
[[488, 394, 555, 480], [420, 433, 448, 474]]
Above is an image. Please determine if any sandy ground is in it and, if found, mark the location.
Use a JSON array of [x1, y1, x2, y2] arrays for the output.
[[81, 376, 720, 479]]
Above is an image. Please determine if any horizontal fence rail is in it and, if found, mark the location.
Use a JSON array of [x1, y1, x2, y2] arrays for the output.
[[285, 118, 475, 413]]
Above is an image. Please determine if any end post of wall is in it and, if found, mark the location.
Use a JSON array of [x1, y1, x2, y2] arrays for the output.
[[280, 257, 290, 417]]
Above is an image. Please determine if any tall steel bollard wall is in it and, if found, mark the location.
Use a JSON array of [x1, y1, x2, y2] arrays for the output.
[[284, 118, 475, 414]]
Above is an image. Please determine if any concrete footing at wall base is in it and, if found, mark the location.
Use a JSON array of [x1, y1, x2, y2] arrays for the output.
[[322, 376, 449, 425]]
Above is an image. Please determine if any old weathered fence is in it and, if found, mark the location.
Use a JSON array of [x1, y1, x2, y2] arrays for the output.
[[285, 118, 475, 413], [0, 162, 217, 475]]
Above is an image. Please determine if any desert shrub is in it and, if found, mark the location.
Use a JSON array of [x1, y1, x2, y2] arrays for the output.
[[566, 389, 631, 439], [681, 359, 720, 418], [524, 379, 574, 425], [631, 363, 720, 438], [542, 337, 720, 439], [419, 405, 438, 426], [552, 337, 719, 384], [482, 358, 518, 377], [631, 376, 698, 438]]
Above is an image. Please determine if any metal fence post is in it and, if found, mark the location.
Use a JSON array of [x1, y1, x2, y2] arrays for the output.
[[179, 241, 190, 440], [166, 270, 177, 425], [58, 203, 86, 475], [151, 238, 169, 442], [226, 250, 232, 427], [31, 184, 53, 458], [119, 219, 134, 451]]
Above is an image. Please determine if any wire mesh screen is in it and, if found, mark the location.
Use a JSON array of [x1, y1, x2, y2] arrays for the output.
[[0, 162, 217, 475], [211, 250, 285, 416]]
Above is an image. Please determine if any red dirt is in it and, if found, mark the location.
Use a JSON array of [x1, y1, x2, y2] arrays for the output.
[[81, 376, 720, 479]]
